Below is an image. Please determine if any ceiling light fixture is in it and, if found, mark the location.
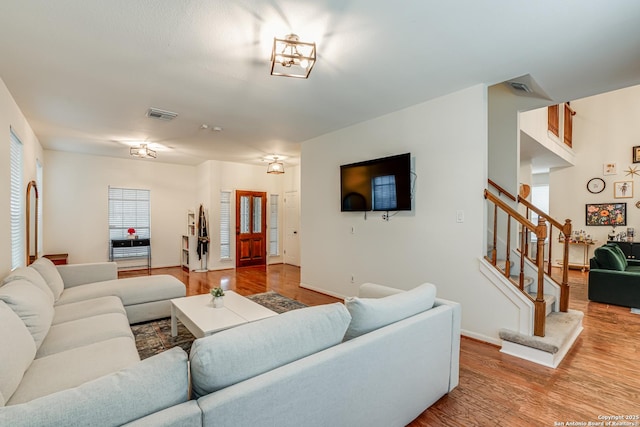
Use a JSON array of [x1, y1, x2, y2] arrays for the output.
[[266, 156, 285, 174], [270, 34, 316, 79], [130, 143, 157, 159]]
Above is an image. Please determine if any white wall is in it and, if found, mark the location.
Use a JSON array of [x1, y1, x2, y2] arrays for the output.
[[0, 78, 44, 277], [550, 84, 640, 258], [300, 85, 519, 343], [43, 151, 196, 267]]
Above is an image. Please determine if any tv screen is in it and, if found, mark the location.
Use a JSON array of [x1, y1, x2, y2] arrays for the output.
[[340, 153, 412, 212]]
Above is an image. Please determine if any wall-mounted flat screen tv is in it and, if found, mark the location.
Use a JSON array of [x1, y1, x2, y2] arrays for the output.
[[340, 153, 412, 212]]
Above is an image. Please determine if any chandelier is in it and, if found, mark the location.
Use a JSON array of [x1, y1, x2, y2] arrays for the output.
[[270, 34, 316, 79], [266, 156, 285, 174], [130, 144, 157, 159]]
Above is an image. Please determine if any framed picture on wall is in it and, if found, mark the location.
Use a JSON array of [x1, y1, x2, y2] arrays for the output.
[[614, 181, 633, 198], [603, 162, 617, 175], [634, 146, 640, 163], [585, 203, 626, 226]]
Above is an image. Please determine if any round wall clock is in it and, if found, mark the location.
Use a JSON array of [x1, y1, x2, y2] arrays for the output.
[[587, 178, 606, 194]]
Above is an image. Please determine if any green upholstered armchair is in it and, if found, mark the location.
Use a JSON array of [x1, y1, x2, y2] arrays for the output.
[[588, 243, 640, 308]]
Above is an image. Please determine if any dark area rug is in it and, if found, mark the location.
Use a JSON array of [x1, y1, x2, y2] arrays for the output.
[[245, 290, 308, 313], [132, 291, 307, 359]]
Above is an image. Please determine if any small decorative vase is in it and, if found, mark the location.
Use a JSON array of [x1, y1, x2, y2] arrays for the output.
[[213, 296, 224, 308], [127, 234, 135, 240]]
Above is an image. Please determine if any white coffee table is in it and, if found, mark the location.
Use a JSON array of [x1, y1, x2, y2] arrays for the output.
[[170, 291, 278, 339]]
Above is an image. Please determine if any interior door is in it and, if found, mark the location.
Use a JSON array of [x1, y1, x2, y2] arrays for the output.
[[284, 190, 300, 266], [235, 191, 267, 267]]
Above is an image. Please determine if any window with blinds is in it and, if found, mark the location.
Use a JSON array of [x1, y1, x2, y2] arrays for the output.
[[10, 129, 24, 270], [108, 187, 150, 258], [269, 194, 279, 256], [220, 190, 231, 259]]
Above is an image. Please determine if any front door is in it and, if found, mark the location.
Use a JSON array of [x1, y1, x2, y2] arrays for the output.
[[235, 191, 267, 267]]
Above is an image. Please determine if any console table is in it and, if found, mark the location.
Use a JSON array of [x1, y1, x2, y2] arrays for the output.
[[110, 238, 151, 273], [561, 240, 596, 272]]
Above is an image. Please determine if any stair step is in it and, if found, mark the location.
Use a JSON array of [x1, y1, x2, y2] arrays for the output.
[[528, 292, 556, 316], [499, 310, 584, 368]]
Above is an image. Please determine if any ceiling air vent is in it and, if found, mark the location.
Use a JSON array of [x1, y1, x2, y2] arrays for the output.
[[146, 108, 178, 121], [508, 82, 532, 93]]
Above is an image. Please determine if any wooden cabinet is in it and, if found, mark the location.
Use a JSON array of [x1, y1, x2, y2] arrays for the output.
[[607, 241, 640, 259]]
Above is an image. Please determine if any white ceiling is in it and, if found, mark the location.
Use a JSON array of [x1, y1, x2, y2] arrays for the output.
[[1, 0, 640, 166]]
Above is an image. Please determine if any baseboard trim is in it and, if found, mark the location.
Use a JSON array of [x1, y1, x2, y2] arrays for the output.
[[461, 329, 501, 346], [299, 282, 348, 300]]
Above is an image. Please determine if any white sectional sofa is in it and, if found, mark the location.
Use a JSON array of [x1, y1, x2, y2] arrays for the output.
[[1, 278, 460, 427], [0, 257, 185, 407]]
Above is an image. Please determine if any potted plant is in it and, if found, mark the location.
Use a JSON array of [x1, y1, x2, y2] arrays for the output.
[[127, 227, 136, 239], [210, 287, 225, 308]]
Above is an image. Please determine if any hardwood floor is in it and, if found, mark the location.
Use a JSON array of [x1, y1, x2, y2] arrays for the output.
[[119, 263, 340, 306], [122, 265, 640, 426]]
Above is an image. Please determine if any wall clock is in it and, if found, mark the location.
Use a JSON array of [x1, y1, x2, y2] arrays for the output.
[[587, 178, 606, 194]]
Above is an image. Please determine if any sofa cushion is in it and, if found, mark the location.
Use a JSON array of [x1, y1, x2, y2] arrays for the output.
[[6, 336, 139, 405], [189, 302, 351, 398], [2, 267, 54, 304], [0, 348, 189, 426], [36, 312, 133, 358], [56, 275, 185, 306], [594, 245, 627, 271], [0, 280, 54, 350], [344, 282, 437, 340], [0, 301, 37, 407], [30, 257, 65, 301], [52, 296, 126, 325]]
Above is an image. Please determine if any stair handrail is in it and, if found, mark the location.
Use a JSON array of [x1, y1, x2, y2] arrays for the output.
[[517, 196, 572, 312], [484, 189, 547, 336], [487, 179, 517, 201]]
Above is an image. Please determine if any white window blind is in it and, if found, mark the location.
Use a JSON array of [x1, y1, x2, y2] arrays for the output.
[[10, 129, 24, 270], [108, 187, 150, 258], [269, 194, 279, 256], [220, 191, 231, 259]]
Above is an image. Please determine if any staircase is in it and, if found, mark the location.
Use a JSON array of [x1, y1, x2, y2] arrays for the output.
[[484, 181, 583, 368]]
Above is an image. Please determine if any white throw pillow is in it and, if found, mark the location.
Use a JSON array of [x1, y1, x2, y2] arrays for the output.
[[0, 301, 37, 407], [0, 280, 54, 350], [343, 282, 437, 340], [30, 257, 65, 301], [189, 303, 351, 398], [2, 266, 54, 304]]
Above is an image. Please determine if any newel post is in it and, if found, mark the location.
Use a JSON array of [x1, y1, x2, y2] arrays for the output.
[[534, 217, 547, 337], [560, 219, 572, 312]]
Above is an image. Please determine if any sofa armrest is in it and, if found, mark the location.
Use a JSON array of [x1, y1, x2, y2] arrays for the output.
[[56, 262, 118, 289], [433, 297, 461, 391], [627, 259, 640, 267]]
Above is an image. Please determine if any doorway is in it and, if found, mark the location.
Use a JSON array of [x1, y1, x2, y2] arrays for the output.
[[235, 190, 267, 267], [284, 190, 300, 266]]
